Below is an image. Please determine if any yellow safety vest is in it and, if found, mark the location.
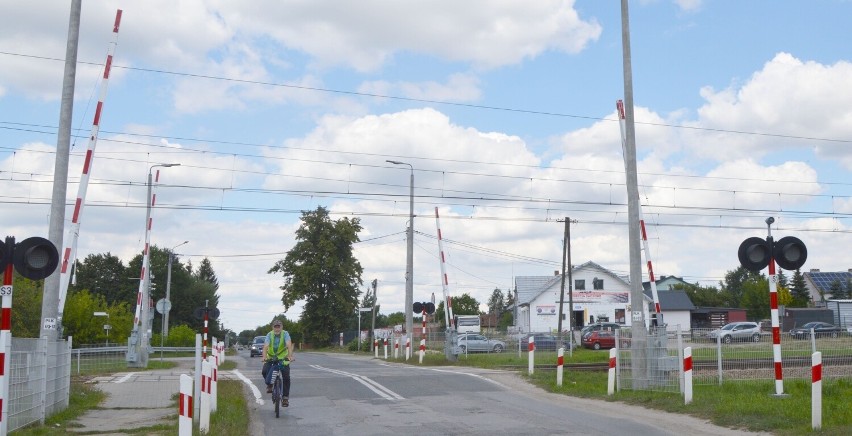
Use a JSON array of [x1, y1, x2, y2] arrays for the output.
[[266, 331, 290, 362]]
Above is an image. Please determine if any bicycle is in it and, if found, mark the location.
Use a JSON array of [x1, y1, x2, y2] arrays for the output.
[[268, 357, 290, 418]]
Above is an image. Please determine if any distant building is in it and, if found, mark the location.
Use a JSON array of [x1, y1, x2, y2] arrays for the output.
[[804, 268, 852, 304], [642, 290, 696, 332], [514, 261, 651, 333]]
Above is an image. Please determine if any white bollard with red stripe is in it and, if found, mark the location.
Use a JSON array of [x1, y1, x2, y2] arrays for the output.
[[528, 336, 535, 375], [684, 347, 693, 404], [384, 338, 388, 359], [556, 347, 564, 386], [178, 374, 193, 436], [374, 339, 378, 358], [607, 348, 617, 395], [405, 336, 411, 361], [394, 338, 399, 359], [207, 355, 218, 412], [200, 359, 211, 433], [812, 351, 822, 430], [419, 339, 426, 364]]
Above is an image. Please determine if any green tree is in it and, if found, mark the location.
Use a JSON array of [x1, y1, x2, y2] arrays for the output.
[[434, 293, 481, 328], [828, 279, 846, 300], [789, 269, 810, 307], [720, 266, 762, 307], [7, 274, 45, 337], [487, 288, 505, 315], [195, 258, 219, 291], [776, 270, 789, 289], [166, 324, 197, 347], [268, 207, 363, 346], [71, 252, 134, 306], [673, 282, 726, 307], [385, 312, 404, 327], [61, 289, 132, 345], [740, 276, 770, 320]]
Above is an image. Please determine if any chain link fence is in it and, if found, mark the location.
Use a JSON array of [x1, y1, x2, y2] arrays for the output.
[[8, 337, 71, 432]]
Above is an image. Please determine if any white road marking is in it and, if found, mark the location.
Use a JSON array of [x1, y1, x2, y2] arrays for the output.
[[310, 365, 404, 400], [114, 373, 136, 383], [232, 369, 265, 405]]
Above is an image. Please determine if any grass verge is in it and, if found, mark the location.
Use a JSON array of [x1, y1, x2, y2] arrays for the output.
[[203, 380, 249, 435]]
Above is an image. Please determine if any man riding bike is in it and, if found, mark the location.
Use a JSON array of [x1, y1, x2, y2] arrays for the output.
[[261, 319, 294, 406]]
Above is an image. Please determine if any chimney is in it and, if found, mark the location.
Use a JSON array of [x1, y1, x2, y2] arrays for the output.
[[554, 270, 559, 276], [810, 269, 820, 273]]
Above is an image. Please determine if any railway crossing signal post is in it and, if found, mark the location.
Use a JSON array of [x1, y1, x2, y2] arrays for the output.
[[737, 217, 807, 396]]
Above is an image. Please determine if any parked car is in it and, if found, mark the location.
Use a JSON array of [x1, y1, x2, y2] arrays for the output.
[[790, 322, 842, 339], [580, 322, 621, 339], [582, 330, 617, 350], [250, 335, 266, 357], [706, 322, 761, 343], [522, 333, 576, 351], [457, 334, 505, 353]]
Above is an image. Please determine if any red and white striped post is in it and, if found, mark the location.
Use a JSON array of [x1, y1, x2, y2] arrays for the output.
[[434, 208, 455, 330], [528, 336, 535, 375], [394, 337, 399, 359], [374, 338, 378, 358], [57, 9, 123, 320], [178, 374, 193, 436], [383, 338, 388, 359], [419, 307, 426, 364], [199, 359, 211, 433], [207, 355, 217, 412], [768, 258, 784, 395], [556, 347, 565, 386], [683, 347, 693, 404], [812, 351, 822, 430], [202, 309, 209, 360], [607, 348, 617, 395], [0, 261, 13, 435]]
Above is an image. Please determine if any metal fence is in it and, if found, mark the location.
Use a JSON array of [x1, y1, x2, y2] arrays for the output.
[[8, 337, 71, 432]]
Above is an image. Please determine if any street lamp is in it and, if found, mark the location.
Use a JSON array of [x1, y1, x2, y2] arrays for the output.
[[386, 160, 414, 340], [93, 311, 109, 346], [133, 163, 179, 367], [163, 240, 188, 338]]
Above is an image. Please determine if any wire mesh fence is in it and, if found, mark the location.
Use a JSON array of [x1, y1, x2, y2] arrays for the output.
[[8, 337, 71, 432]]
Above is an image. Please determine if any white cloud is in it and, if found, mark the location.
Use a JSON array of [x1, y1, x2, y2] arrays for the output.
[[358, 73, 482, 103]]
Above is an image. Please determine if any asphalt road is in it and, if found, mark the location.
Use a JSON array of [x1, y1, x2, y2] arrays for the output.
[[235, 350, 766, 436]]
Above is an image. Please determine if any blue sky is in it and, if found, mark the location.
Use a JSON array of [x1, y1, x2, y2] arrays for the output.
[[1, 1, 851, 334]]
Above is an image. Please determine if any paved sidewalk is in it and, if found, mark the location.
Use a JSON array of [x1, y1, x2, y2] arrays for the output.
[[65, 357, 231, 435]]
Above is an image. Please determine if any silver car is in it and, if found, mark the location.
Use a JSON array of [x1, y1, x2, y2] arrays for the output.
[[457, 334, 505, 353], [707, 322, 761, 343]]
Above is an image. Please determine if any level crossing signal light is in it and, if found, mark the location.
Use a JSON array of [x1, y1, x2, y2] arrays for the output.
[[412, 301, 435, 314], [737, 234, 807, 272], [0, 236, 60, 280]]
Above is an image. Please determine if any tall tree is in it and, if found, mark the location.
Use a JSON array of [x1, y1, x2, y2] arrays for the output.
[[776, 269, 789, 289], [268, 207, 363, 346], [789, 269, 810, 307], [487, 288, 504, 315], [720, 266, 762, 307], [195, 258, 219, 291]]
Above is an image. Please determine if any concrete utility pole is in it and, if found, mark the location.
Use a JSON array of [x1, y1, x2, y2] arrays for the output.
[[621, 0, 648, 387], [387, 160, 414, 340], [41, 0, 82, 341]]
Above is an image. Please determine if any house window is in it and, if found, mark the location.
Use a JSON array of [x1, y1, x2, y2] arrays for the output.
[[593, 278, 604, 290], [575, 280, 585, 290]]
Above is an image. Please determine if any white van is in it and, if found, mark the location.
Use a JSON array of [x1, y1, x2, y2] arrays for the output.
[[455, 315, 481, 334]]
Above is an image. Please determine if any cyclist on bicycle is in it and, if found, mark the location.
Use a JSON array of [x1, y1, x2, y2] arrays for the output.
[[261, 320, 294, 406]]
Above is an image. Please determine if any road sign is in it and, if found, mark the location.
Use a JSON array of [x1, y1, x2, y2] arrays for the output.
[[156, 298, 172, 314]]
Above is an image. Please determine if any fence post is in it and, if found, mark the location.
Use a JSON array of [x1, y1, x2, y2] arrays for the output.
[[716, 333, 722, 385], [812, 351, 822, 431], [810, 328, 816, 354], [179, 374, 193, 436], [556, 347, 564, 387], [684, 346, 693, 405]]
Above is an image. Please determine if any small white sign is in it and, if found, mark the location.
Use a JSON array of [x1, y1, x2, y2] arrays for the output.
[[632, 311, 643, 322], [43, 317, 57, 330], [0, 285, 12, 296]]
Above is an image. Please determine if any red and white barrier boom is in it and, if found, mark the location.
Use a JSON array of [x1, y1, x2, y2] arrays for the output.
[[434, 208, 455, 329], [58, 10, 123, 320], [616, 100, 662, 325]]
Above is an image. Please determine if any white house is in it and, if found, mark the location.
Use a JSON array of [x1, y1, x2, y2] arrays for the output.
[[514, 261, 651, 333]]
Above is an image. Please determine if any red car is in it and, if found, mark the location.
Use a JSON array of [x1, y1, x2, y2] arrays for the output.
[[582, 330, 616, 350]]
